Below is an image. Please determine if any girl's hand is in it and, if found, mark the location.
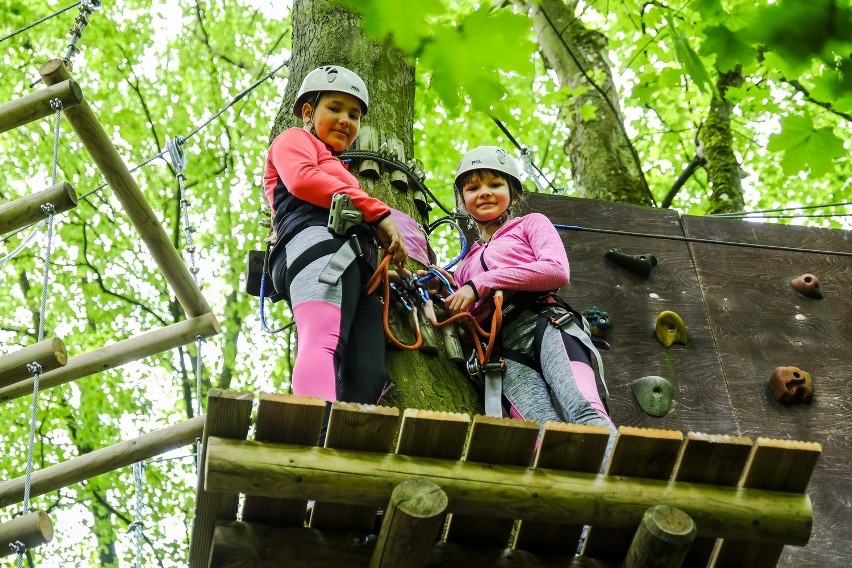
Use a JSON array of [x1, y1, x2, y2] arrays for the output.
[[444, 283, 477, 314], [375, 216, 408, 270]]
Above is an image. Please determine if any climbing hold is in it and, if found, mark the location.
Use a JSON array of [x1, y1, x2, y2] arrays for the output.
[[583, 306, 612, 337], [655, 311, 687, 347], [605, 248, 658, 278], [790, 274, 823, 299], [631, 376, 673, 417], [767, 366, 813, 404]]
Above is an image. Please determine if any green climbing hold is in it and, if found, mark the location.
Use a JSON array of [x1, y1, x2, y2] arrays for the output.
[[655, 310, 687, 347], [631, 375, 673, 417]]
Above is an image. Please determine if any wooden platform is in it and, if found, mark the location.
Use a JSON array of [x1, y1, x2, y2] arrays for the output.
[[189, 390, 820, 568]]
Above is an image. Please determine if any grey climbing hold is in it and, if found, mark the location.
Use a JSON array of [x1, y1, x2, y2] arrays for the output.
[[631, 375, 673, 417]]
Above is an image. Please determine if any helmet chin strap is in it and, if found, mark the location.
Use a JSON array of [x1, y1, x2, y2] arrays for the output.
[[471, 210, 510, 242]]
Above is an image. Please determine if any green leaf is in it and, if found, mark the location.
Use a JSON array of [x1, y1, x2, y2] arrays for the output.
[[767, 113, 845, 176], [581, 103, 598, 121], [335, 0, 444, 54], [700, 25, 755, 72], [667, 17, 720, 98], [418, 6, 536, 112]]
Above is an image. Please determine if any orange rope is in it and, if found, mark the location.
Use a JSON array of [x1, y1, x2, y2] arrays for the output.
[[366, 257, 504, 362], [366, 255, 422, 350]]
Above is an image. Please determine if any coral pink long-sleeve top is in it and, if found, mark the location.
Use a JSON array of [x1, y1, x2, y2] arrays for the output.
[[263, 127, 390, 245]]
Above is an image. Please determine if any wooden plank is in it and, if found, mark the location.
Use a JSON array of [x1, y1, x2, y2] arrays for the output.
[[0, 78, 83, 134], [0, 181, 77, 235], [712, 438, 821, 568], [445, 415, 539, 546], [189, 389, 253, 568], [682, 215, 851, 567], [39, 59, 211, 318], [0, 336, 67, 388], [205, 437, 813, 546], [0, 313, 220, 403], [395, 408, 470, 459], [241, 394, 326, 525], [0, 416, 203, 508], [308, 402, 399, 532], [582, 426, 683, 562], [514, 422, 611, 553], [526, 194, 736, 435], [673, 433, 753, 567], [0, 511, 53, 557]]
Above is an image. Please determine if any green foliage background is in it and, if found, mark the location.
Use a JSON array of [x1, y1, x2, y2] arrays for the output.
[[0, 0, 849, 566]]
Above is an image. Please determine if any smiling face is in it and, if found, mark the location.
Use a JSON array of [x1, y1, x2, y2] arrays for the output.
[[302, 91, 363, 152], [460, 169, 514, 223]]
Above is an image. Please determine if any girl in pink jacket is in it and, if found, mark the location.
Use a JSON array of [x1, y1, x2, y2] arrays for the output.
[[445, 146, 615, 459]]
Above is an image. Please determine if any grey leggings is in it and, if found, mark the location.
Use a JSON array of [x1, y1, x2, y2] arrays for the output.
[[501, 310, 616, 470]]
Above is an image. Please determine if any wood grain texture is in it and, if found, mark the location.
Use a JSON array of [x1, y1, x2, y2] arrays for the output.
[[526, 194, 738, 435], [682, 215, 851, 567]]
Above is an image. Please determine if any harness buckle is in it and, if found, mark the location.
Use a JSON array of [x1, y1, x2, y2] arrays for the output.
[[549, 310, 574, 328], [328, 193, 363, 235]]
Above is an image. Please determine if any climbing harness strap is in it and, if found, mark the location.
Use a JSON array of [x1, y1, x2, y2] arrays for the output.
[[472, 293, 610, 417], [545, 309, 609, 402], [483, 361, 505, 417], [318, 237, 362, 285]]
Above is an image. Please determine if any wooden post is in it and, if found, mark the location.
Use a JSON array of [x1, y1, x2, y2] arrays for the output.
[[622, 505, 696, 568], [0, 79, 83, 134], [0, 313, 219, 403], [0, 511, 54, 557], [356, 125, 380, 177], [0, 416, 203, 507], [188, 389, 254, 568], [0, 337, 67, 389], [369, 478, 447, 568], [0, 182, 77, 235], [38, 59, 211, 318], [386, 137, 408, 190], [204, 437, 813, 546]]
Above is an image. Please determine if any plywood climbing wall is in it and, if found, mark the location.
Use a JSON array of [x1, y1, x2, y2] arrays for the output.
[[526, 193, 851, 568]]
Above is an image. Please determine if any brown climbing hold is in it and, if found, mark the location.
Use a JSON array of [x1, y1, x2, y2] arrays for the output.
[[791, 274, 823, 299], [767, 366, 813, 404], [655, 310, 687, 347]]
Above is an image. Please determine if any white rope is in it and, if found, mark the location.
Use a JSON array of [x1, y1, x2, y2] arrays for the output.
[[16, 101, 62, 568], [130, 460, 146, 568], [0, 221, 45, 268]]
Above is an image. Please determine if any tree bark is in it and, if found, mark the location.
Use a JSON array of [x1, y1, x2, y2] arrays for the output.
[[521, 0, 654, 206], [275, 0, 478, 413], [699, 68, 746, 214]]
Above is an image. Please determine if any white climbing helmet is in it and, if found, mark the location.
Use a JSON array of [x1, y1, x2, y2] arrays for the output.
[[454, 145, 522, 191], [292, 65, 369, 118]]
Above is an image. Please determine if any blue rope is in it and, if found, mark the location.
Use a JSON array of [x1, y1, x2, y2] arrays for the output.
[[258, 274, 294, 334]]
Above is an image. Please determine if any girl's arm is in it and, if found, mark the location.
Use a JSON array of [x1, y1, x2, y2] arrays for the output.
[[269, 129, 390, 223], [469, 214, 569, 299]]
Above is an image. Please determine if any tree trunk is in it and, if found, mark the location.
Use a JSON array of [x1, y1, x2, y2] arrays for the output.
[[699, 69, 746, 214], [521, 0, 655, 206], [275, 0, 478, 414]]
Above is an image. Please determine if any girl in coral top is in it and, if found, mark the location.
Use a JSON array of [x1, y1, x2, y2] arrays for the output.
[[263, 65, 407, 407]]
